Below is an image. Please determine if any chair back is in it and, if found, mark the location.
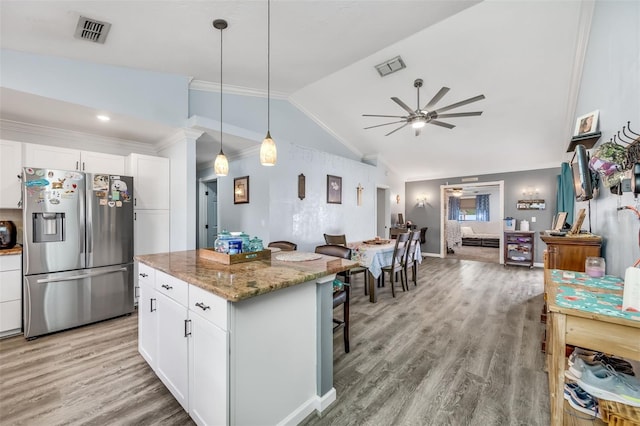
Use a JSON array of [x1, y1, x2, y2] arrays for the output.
[[419, 227, 428, 244], [405, 230, 421, 264], [315, 244, 352, 260], [391, 232, 410, 267], [323, 234, 347, 246], [268, 241, 297, 251]]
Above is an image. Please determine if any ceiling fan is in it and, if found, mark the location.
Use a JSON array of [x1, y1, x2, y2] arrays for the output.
[[363, 78, 485, 136]]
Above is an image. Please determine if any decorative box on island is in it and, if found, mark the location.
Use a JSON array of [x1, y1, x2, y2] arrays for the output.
[[198, 248, 272, 265]]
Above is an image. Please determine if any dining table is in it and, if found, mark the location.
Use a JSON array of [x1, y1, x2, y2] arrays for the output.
[[348, 239, 421, 303]]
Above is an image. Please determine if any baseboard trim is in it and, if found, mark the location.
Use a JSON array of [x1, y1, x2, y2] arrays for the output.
[[276, 388, 336, 426]]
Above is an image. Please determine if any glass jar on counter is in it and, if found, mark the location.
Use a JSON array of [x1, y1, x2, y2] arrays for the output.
[[214, 230, 232, 253], [585, 257, 605, 278], [249, 236, 263, 252]]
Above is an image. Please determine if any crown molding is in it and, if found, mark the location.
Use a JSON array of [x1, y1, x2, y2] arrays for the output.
[[156, 128, 205, 152], [0, 119, 157, 155], [190, 79, 288, 100]]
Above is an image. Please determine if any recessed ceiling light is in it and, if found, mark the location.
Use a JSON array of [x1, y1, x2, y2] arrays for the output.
[[96, 115, 110, 122]]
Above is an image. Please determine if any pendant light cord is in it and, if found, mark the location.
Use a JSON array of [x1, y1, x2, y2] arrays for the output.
[[267, 0, 270, 130], [220, 24, 224, 153]]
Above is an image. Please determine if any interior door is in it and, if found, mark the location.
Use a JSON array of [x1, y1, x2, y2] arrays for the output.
[[206, 180, 218, 247]]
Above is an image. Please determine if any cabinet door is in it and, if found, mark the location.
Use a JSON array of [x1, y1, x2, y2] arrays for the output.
[[189, 311, 228, 426], [134, 210, 170, 255], [127, 154, 170, 210], [138, 279, 158, 369], [156, 292, 189, 410], [24, 143, 79, 170], [81, 151, 125, 175], [0, 140, 23, 208]]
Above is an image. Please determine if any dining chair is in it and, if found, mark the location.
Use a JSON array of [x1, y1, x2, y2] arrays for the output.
[[323, 233, 369, 296], [315, 244, 352, 353], [419, 227, 428, 244], [380, 232, 410, 297], [267, 241, 297, 251], [404, 230, 421, 287]]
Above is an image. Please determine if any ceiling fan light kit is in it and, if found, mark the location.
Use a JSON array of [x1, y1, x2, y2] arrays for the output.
[[363, 78, 485, 136]]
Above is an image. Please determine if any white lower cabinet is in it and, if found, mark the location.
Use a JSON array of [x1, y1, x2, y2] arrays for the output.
[[0, 254, 22, 337], [137, 277, 157, 368], [188, 310, 228, 426]]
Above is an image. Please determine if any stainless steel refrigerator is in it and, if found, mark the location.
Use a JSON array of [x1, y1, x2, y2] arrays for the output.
[[22, 168, 134, 338]]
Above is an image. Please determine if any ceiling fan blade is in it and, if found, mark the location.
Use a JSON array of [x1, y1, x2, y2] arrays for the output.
[[391, 97, 416, 115], [362, 114, 407, 118], [436, 111, 483, 118], [423, 87, 450, 110], [434, 94, 486, 114], [385, 122, 410, 136], [364, 120, 406, 130], [429, 120, 455, 129]]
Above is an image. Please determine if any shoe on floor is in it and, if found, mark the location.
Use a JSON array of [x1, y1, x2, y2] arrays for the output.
[[563, 383, 600, 418], [577, 366, 640, 408]]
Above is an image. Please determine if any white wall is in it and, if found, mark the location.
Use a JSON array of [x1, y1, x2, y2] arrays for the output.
[[573, 0, 640, 276]]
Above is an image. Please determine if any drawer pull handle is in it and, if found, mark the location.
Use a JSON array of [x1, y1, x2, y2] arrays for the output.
[[195, 302, 210, 311], [161, 284, 173, 290], [139, 273, 148, 278]]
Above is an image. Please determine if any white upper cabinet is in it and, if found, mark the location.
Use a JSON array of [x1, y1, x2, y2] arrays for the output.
[[126, 153, 170, 210], [0, 140, 23, 208], [23, 143, 125, 175]]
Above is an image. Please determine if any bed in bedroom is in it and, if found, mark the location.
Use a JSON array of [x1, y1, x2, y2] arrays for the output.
[[460, 226, 501, 248]]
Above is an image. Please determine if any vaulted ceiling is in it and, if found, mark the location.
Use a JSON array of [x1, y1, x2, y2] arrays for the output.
[[0, 1, 590, 180]]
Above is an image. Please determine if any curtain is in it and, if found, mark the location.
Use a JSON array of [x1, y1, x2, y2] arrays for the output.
[[556, 162, 575, 225], [447, 196, 460, 220], [475, 194, 490, 221]]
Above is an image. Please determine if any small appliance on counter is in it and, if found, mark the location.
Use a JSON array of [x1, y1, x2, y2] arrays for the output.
[[0, 220, 17, 249]]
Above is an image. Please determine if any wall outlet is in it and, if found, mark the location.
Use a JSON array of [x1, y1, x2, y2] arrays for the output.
[[531, 217, 536, 222]]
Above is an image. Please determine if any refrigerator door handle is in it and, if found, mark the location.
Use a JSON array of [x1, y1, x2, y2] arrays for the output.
[[36, 267, 128, 283]]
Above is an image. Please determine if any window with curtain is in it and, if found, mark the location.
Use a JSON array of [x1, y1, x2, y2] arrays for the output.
[[458, 197, 476, 220], [448, 196, 460, 220], [475, 194, 490, 222]]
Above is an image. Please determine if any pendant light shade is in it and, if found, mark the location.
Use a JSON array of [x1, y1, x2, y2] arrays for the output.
[[213, 18, 229, 176], [260, 0, 277, 166], [260, 131, 277, 166]]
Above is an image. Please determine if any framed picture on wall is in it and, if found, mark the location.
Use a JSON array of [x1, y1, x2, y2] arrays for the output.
[[327, 175, 342, 204], [574, 110, 599, 136], [234, 176, 249, 204]]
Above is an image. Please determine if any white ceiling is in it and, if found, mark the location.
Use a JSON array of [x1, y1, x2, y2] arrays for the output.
[[0, 0, 587, 180]]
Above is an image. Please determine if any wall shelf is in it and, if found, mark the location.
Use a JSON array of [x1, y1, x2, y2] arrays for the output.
[[566, 131, 601, 152]]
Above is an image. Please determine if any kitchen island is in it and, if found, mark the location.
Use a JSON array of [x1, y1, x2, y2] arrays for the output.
[[136, 249, 357, 426]]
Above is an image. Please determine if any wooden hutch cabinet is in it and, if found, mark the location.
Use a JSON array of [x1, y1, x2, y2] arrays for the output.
[[539, 234, 602, 272]]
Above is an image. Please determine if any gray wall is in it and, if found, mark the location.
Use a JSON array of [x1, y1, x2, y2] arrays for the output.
[[571, 0, 640, 277], [406, 167, 560, 264]]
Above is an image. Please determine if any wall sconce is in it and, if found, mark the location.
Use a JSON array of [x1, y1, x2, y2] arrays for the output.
[[396, 194, 400, 204], [356, 183, 364, 206], [522, 186, 539, 199], [416, 195, 428, 207]]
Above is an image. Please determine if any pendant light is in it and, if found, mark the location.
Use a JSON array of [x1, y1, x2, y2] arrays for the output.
[[213, 19, 229, 176], [260, 0, 277, 166]]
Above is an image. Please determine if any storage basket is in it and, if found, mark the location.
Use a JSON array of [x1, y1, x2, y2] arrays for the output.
[[598, 399, 640, 426]]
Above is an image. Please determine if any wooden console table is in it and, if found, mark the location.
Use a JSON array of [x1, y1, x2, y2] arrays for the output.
[[545, 269, 640, 426], [540, 234, 602, 272]]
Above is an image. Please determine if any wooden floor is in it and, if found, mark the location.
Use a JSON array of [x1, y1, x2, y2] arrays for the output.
[[0, 257, 549, 425], [446, 245, 500, 263]]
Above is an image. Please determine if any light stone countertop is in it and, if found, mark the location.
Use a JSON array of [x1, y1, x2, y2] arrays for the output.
[[136, 249, 358, 302]]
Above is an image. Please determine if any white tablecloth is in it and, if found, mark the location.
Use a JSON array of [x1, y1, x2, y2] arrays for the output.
[[348, 241, 422, 278]]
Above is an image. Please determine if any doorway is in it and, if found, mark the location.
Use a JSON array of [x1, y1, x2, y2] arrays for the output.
[[376, 187, 390, 238], [440, 181, 504, 264], [197, 179, 218, 249]]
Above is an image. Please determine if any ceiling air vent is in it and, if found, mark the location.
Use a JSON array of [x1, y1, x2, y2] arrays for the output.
[[374, 56, 406, 77], [74, 16, 111, 44]]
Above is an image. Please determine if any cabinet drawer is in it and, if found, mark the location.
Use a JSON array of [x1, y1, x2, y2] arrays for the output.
[[189, 285, 228, 331], [0, 300, 22, 332], [156, 271, 188, 306], [138, 263, 155, 286], [0, 254, 21, 271], [0, 270, 21, 302]]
